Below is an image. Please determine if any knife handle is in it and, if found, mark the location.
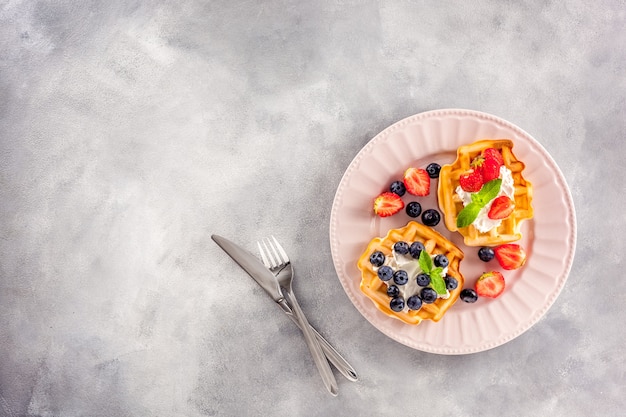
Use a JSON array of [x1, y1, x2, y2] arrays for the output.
[[285, 290, 339, 396], [278, 301, 358, 382]]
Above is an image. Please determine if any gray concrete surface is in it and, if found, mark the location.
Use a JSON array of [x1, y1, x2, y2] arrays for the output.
[[1, 1, 624, 416]]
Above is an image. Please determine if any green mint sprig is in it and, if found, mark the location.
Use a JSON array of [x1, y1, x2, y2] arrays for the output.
[[418, 250, 447, 295], [456, 179, 502, 228]]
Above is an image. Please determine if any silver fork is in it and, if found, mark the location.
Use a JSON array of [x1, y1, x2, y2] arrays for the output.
[[258, 236, 339, 396], [256, 237, 357, 383]]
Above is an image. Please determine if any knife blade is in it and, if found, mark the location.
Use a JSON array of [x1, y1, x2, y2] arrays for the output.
[[211, 234, 358, 382], [211, 234, 285, 304]]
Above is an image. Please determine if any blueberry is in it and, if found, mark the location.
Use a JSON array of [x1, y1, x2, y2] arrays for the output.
[[393, 241, 409, 255], [369, 251, 386, 267], [460, 288, 478, 303], [421, 209, 441, 226], [393, 270, 409, 285], [444, 275, 458, 290], [406, 201, 422, 218], [390, 297, 405, 312], [409, 241, 425, 258], [416, 273, 431, 287], [426, 163, 441, 178], [478, 247, 495, 262], [389, 180, 406, 196], [377, 265, 393, 281], [434, 254, 449, 268], [387, 285, 400, 298], [406, 295, 423, 310], [420, 287, 438, 304]]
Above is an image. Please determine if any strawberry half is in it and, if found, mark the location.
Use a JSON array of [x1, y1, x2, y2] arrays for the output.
[[488, 196, 515, 219], [475, 271, 505, 298], [403, 168, 430, 196], [373, 192, 404, 217], [459, 169, 484, 192], [494, 244, 527, 270]]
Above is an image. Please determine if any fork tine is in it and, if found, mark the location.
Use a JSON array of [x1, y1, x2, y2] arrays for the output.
[[257, 241, 271, 268], [271, 236, 289, 264], [259, 239, 278, 268], [265, 237, 284, 266]]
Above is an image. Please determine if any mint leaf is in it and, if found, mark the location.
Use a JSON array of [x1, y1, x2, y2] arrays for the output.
[[456, 202, 481, 228], [456, 179, 502, 228], [475, 179, 502, 205], [430, 269, 447, 295], [418, 249, 433, 273], [419, 252, 447, 294], [470, 192, 482, 204]]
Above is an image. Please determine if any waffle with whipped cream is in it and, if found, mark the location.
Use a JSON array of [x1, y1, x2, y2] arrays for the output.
[[357, 221, 465, 325], [437, 139, 534, 247]]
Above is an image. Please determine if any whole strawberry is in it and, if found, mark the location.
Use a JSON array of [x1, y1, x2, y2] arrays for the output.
[[483, 148, 504, 165], [481, 148, 503, 182], [481, 157, 501, 182], [459, 169, 483, 192]]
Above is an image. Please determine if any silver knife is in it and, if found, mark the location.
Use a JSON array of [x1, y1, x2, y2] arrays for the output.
[[211, 234, 358, 382]]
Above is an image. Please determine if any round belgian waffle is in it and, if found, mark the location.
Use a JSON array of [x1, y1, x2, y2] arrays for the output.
[[356, 221, 465, 325], [437, 139, 534, 247]]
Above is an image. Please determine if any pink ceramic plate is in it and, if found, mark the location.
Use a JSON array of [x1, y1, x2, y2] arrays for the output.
[[329, 109, 576, 354]]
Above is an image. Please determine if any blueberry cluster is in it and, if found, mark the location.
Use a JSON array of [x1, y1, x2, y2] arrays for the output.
[[387, 163, 442, 226], [369, 242, 459, 313]]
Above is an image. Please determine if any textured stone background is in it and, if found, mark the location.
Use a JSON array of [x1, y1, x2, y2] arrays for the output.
[[1, 1, 624, 416]]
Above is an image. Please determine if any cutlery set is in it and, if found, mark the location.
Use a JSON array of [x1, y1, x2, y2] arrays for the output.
[[212, 234, 357, 396]]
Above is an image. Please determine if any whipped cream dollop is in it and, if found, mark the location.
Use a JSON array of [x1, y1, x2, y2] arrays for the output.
[[374, 249, 449, 313], [455, 165, 515, 233]]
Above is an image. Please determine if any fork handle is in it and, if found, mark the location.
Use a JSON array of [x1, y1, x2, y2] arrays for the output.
[[277, 301, 358, 381], [285, 290, 339, 396]]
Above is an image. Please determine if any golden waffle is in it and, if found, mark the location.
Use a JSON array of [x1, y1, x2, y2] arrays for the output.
[[357, 221, 465, 325], [438, 139, 534, 247]]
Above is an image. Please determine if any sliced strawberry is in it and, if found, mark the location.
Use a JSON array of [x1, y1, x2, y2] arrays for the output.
[[483, 148, 504, 166], [459, 169, 484, 192], [494, 244, 527, 270], [475, 271, 505, 298], [373, 192, 404, 217], [488, 196, 515, 219], [403, 168, 430, 196]]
